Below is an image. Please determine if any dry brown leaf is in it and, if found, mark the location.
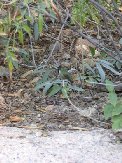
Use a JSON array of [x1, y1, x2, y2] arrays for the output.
[[29, 77, 40, 84], [20, 70, 33, 79], [20, 78, 27, 82], [69, 127, 88, 131], [63, 0, 73, 8], [75, 38, 101, 60], [13, 109, 22, 113], [45, 105, 54, 111], [62, 29, 73, 36], [50, 0, 61, 21], [0, 94, 6, 110], [119, 6, 122, 12], [7, 89, 23, 97], [75, 38, 95, 58], [0, 94, 5, 104], [35, 106, 47, 112], [9, 115, 23, 122], [0, 32, 8, 36], [23, 93, 30, 100], [36, 105, 54, 113]]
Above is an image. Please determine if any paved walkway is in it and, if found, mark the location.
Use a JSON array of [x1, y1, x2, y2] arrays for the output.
[[0, 127, 122, 163]]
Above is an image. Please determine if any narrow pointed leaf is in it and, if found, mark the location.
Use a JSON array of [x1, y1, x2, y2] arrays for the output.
[[48, 84, 61, 97], [43, 82, 53, 94], [101, 61, 120, 75], [38, 14, 43, 33], [18, 30, 24, 44], [34, 22, 39, 41], [89, 46, 95, 57], [96, 62, 105, 82], [62, 87, 68, 98], [22, 24, 31, 36]]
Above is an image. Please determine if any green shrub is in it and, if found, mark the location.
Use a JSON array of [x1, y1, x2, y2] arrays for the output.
[[0, 0, 56, 79], [104, 80, 122, 130]]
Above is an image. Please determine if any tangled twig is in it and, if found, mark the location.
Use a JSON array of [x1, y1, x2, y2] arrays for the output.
[[45, 9, 69, 64]]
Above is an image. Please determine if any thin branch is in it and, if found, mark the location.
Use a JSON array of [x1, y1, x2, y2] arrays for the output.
[[45, 9, 70, 64], [111, 0, 122, 21], [26, 4, 37, 68], [29, 37, 37, 68], [102, 12, 121, 59], [86, 81, 122, 87], [89, 0, 122, 36]]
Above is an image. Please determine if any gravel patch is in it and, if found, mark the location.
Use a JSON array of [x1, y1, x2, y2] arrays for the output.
[[0, 127, 122, 163]]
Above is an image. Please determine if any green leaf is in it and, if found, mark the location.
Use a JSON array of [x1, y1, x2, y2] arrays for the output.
[[48, 84, 61, 97], [49, 10, 56, 23], [62, 87, 68, 99], [23, 0, 28, 4], [59, 67, 72, 82], [6, 51, 18, 72], [106, 80, 114, 92], [115, 61, 122, 70], [8, 0, 17, 5], [96, 62, 105, 82], [18, 49, 29, 61], [18, 30, 24, 44], [34, 22, 39, 41], [16, 15, 23, 21], [100, 52, 107, 57], [84, 63, 95, 74], [35, 81, 50, 91], [112, 101, 122, 116], [42, 69, 52, 83], [12, 60, 18, 69], [38, 14, 43, 33], [69, 85, 83, 92], [8, 60, 13, 73], [101, 61, 120, 75], [108, 92, 117, 107], [103, 103, 114, 120], [43, 82, 53, 94], [53, 79, 64, 84], [100, 60, 113, 66], [25, 16, 33, 22], [89, 46, 95, 57], [112, 115, 122, 129], [22, 24, 31, 36]]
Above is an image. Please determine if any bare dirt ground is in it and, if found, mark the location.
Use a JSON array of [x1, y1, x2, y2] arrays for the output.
[[0, 82, 110, 131], [0, 24, 121, 132]]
